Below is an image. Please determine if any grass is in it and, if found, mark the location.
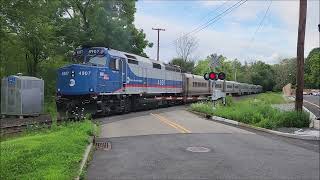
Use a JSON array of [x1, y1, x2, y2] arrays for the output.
[[44, 97, 58, 123], [0, 120, 97, 180], [190, 92, 310, 130]]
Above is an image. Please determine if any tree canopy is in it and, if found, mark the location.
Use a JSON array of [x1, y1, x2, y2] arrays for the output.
[[192, 47, 319, 91], [0, 0, 151, 98], [304, 47, 320, 89]]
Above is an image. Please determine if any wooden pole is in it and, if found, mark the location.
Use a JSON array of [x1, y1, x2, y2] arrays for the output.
[[152, 28, 165, 61], [295, 0, 307, 111]]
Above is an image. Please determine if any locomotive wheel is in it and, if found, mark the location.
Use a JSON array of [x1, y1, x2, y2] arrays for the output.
[[124, 98, 132, 113]]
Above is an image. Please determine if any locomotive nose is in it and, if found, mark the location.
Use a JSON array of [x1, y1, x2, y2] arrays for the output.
[[57, 64, 97, 95]]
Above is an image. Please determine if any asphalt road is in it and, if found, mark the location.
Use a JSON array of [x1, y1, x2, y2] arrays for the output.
[[303, 95, 320, 118], [87, 106, 319, 180]]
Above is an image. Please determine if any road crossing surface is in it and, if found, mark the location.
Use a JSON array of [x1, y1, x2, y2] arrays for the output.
[[87, 106, 319, 180]]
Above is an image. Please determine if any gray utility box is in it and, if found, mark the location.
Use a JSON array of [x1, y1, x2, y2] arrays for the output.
[[1, 75, 44, 116]]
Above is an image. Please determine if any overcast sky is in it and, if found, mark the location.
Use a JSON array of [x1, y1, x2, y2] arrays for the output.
[[134, 0, 319, 64]]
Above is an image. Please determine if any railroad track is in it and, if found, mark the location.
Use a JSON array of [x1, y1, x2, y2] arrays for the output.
[[0, 115, 54, 136]]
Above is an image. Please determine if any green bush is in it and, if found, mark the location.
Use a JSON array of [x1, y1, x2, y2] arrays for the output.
[[190, 92, 310, 129], [225, 95, 234, 106], [190, 102, 214, 115]]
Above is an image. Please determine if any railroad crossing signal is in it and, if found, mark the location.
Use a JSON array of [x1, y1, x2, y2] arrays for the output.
[[203, 72, 226, 80]]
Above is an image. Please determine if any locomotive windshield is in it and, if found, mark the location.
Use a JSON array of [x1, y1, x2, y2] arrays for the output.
[[87, 56, 106, 66]]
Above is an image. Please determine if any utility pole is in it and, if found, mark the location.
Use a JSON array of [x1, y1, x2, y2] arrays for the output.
[[295, 0, 307, 111], [152, 28, 165, 61]]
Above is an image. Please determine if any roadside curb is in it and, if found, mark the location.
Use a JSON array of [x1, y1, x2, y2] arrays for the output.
[[188, 110, 320, 141], [75, 136, 94, 180]]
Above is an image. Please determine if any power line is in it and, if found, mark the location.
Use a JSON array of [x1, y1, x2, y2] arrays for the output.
[[249, 0, 272, 43], [191, 0, 248, 35], [243, 0, 272, 62], [170, 0, 248, 46], [185, 0, 230, 37]]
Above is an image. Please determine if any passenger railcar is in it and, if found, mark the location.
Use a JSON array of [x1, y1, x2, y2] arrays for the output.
[[183, 74, 211, 96]]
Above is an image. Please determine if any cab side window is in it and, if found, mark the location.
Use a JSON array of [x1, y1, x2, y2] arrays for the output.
[[109, 57, 120, 71]]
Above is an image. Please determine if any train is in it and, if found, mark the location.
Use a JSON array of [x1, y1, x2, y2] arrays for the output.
[[56, 47, 263, 118]]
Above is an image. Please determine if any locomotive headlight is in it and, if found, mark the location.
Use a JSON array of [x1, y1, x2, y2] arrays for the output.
[[69, 79, 76, 87], [57, 88, 61, 92], [89, 88, 94, 92], [71, 70, 75, 77]]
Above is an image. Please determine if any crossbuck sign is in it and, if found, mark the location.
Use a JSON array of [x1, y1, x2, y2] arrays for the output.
[[210, 53, 222, 69]]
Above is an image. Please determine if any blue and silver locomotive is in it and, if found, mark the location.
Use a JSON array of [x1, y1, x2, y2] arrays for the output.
[[56, 47, 183, 117], [56, 46, 263, 118]]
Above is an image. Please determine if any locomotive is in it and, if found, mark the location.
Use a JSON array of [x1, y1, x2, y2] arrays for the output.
[[56, 47, 262, 118]]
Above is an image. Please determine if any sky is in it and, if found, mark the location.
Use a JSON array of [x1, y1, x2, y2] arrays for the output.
[[134, 0, 320, 64]]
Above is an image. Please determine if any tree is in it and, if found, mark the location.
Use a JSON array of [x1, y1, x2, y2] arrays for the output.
[[0, 0, 152, 99], [175, 35, 198, 62], [249, 61, 275, 91], [273, 58, 296, 91], [170, 58, 194, 73], [1, 0, 58, 76], [304, 47, 320, 89], [56, 0, 152, 56], [193, 58, 211, 75]]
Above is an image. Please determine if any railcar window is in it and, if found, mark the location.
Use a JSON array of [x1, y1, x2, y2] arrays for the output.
[[215, 84, 222, 88], [128, 59, 138, 65], [153, 63, 161, 69], [235, 85, 239, 89], [227, 85, 232, 88]]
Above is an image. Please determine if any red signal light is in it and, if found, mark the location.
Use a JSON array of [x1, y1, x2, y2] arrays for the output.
[[218, 72, 226, 80], [209, 72, 217, 80]]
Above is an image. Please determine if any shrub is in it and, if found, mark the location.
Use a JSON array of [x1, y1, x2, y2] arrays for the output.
[[190, 92, 310, 130], [190, 102, 214, 115], [225, 95, 234, 106]]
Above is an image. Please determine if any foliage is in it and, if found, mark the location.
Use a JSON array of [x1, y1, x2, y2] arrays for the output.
[[56, 0, 152, 56], [0, 0, 151, 109], [273, 58, 296, 91], [249, 61, 275, 91], [193, 55, 275, 91], [305, 47, 320, 89], [0, 120, 96, 179], [190, 93, 309, 129], [170, 58, 195, 73]]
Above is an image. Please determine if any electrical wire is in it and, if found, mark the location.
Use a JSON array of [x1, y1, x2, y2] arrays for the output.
[[170, 0, 248, 47]]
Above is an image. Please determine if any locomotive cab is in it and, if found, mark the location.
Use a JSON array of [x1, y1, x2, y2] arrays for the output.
[[57, 47, 126, 95], [56, 47, 127, 118]]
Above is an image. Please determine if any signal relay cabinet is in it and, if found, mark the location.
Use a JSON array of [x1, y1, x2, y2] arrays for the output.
[[1, 75, 44, 116]]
